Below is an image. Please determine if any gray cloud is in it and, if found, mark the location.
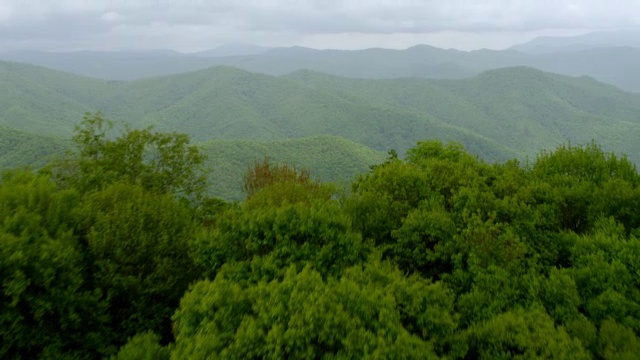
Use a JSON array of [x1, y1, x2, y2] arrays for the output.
[[0, 0, 638, 51]]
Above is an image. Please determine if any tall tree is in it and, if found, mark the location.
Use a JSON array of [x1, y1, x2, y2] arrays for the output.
[[51, 112, 207, 201]]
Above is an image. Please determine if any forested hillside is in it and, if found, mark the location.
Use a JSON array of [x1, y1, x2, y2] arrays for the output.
[[285, 67, 640, 161], [2, 116, 640, 359], [0, 126, 68, 169], [200, 135, 386, 199], [2, 61, 640, 163], [4, 60, 640, 200]]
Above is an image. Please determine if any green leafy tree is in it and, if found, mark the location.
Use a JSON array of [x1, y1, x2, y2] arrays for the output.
[[390, 196, 457, 278], [76, 182, 202, 345], [191, 198, 368, 282], [531, 142, 639, 233], [589, 179, 640, 235], [243, 157, 317, 198], [348, 159, 431, 247], [540, 268, 582, 324], [598, 319, 640, 360], [566, 219, 640, 334], [406, 140, 491, 210], [191, 157, 362, 281], [51, 112, 207, 200], [0, 170, 109, 359], [110, 332, 170, 360], [172, 260, 460, 359], [465, 306, 590, 359]]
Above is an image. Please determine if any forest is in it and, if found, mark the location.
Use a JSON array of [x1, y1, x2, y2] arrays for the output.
[[4, 61, 640, 201], [2, 112, 639, 359]]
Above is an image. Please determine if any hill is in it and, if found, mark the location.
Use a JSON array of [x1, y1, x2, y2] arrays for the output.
[[0, 126, 68, 169], [283, 67, 640, 161], [200, 135, 387, 199], [0, 61, 101, 136]]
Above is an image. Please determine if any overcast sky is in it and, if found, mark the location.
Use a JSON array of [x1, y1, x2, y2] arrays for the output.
[[0, 0, 638, 52]]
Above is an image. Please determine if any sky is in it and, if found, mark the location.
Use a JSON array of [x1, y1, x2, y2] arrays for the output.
[[0, 0, 638, 52]]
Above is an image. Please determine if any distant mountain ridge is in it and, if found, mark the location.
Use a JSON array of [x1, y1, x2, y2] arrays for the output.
[[191, 43, 272, 58], [2, 41, 640, 92], [511, 28, 640, 53]]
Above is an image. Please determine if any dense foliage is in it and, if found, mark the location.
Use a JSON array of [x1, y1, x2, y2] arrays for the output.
[[2, 116, 640, 359]]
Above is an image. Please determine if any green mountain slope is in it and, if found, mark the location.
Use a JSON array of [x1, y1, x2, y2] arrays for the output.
[[0, 62, 100, 135], [284, 67, 640, 161], [2, 61, 640, 166], [0, 63, 511, 161], [442, 67, 640, 156], [200, 135, 387, 199], [121, 67, 510, 160], [0, 126, 68, 169]]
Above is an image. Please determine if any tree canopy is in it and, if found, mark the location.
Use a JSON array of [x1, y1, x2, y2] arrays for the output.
[[2, 116, 640, 358]]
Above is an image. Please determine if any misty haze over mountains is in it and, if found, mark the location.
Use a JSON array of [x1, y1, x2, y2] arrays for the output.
[[510, 28, 640, 53], [1, 29, 640, 92]]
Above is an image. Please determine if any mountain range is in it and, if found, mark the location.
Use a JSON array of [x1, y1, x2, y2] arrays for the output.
[[2, 58, 640, 198], [1, 30, 639, 92], [510, 28, 640, 53]]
